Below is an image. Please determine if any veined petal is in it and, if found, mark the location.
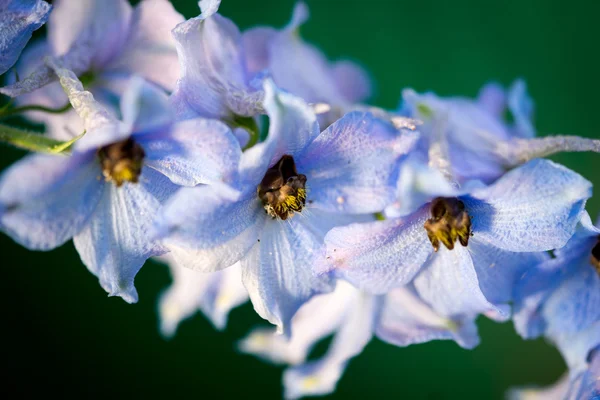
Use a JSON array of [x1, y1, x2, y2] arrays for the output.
[[73, 167, 176, 303], [376, 285, 480, 349], [0, 0, 51, 75], [241, 209, 356, 336], [0, 152, 103, 250], [283, 291, 377, 400], [158, 256, 247, 337], [467, 159, 591, 252], [317, 208, 432, 294], [297, 112, 418, 214], [105, 0, 183, 92], [414, 246, 506, 318], [170, 0, 262, 119], [155, 184, 265, 272], [238, 281, 356, 365], [141, 118, 241, 186]]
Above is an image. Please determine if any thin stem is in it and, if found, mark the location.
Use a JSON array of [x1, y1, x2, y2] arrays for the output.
[[497, 135, 600, 167], [0, 102, 72, 118], [0, 123, 83, 154]]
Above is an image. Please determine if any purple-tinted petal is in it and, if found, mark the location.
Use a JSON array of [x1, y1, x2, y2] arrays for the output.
[[508, 79, 535, 138], [0, 0, 51, 75], [0, 152, 103, 250], [468, 159, 591, 252], [242, 26, 276, 77], [318, 208, 431, 294], [414, 246, 506, 318], [170, 1, 262, 119], [105, 0, 183, 92], [476, 82, 506, 118], [73, 167, 176, 303], [331, 60, 372, 104], [141, 118, 241, 186], [376, 285, 480, 349], [297, 111, 418, 214]]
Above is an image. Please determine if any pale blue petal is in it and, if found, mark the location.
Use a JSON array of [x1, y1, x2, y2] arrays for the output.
[[296, 112, 418, 214], [242, 26, 276, 77], [170, 2, 262, 119], [141, 118, 242, 186], [283, 292, 377, 400], [468, 159, 592, 252], [376, 285, 480, 349], [241, 209, 355, 336], [120, 76, 173, 134], [414, 246, 506, 318], [476, 82, 506, 118], [0, 152, 103, 250], [554, 323, 600, 372], [155, 184, 266, 272], [73, 167, 176, 303], [508, 79, 536, 138], [317, 208, 432, 294], [238, 281, 356, 365], [331, 60, 372, 104], [506, 373, 570, 400], [0, 0, 51, 75], [104, 0, 183, 92]]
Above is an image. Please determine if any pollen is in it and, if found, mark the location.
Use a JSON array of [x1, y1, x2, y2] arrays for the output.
[[98, 138, 145, 187], [258, 155, 307, 220], [424, 197, 472, 252]]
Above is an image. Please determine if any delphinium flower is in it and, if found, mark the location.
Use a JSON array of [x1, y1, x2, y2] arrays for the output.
[[158, 257, 247, 337], [1, 0, 183, 139], [400, 80, 600, 185], [316, 159, 591, 323], [0, 61, 242, 302], [507, 349, 599, 400], [0, 0, 51, 75], [239, 281, 478, 399], [242, 2, 372, 126], [511, 212, 600, 394], [153, 79, 418, 335]]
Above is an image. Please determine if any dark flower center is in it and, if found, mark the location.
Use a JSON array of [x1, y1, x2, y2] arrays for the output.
[[98, 138, 145, 187], [591, 236, 600, 275], [424, 197, 472, 252], [257, 155, 307, 220]]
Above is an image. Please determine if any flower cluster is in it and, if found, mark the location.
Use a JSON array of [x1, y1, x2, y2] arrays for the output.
[[0, 0, 599, 399]]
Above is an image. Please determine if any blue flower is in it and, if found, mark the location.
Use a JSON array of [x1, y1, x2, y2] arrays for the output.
[[513, 212, 600, 373], [0, 63, 242, 303], [0, 0, 51, 75], [507, 348, 599, 400], [1, 0, 184, 139], [317, 159, 591, 320], [158, 256, 248, 338], [239, 281, 478, 399], [242, 2, 372, 124], [401, 81, 600, 185], [153, 79, 417, 335]]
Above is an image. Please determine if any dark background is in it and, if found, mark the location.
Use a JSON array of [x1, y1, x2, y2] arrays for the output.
[[1, 0, 599, 398]]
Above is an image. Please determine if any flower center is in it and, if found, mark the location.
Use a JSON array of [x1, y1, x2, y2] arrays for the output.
[[258, 155, 307, 220], [424, 197, 472, 252], [591, 237, 600, 275], [98, 138, 145, 187]]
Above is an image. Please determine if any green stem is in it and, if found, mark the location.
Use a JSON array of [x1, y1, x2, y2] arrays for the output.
[[0, 102, 72, 118], [0, 123, 83, 154], [229, 115, 260, 151]]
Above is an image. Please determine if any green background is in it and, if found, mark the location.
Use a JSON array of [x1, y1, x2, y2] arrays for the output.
[[1, 0, 599, 398]]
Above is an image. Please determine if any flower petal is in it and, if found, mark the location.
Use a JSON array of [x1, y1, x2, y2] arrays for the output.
[[0, 152, 103, 250], [155, 184, 266, 272], [414, 245, 506, 318], [241, 26, 276, 77], [376, 285, 480, 349], [158, 256, 247, 337], [283, 291, 377, 400], [467, 159, 592, 252], [297, 111, 418, 214], [238, 281, 356, 365], [0, 0, 51, 75], [317, 208, 432, 294], [331, 60, 372, 104], [241, 209, 355, 336], [140, 118, 241, 187], [507, 79, 535, 138], [73, 167, 176, 303], [119, 76, 173, 134], [170, 1, 262, 119], [105, 0, 183, 91]]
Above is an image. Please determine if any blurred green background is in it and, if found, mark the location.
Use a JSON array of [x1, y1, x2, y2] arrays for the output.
[[1, 0, 599, 398]]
